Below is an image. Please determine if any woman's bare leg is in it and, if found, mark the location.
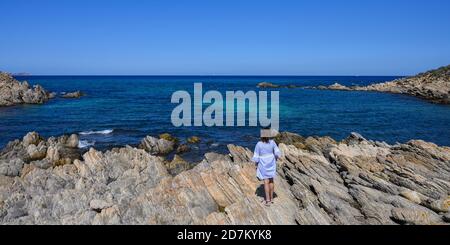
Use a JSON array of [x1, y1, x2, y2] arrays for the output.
[[264, 179, 271, 203], [269, 178, 275, 202]]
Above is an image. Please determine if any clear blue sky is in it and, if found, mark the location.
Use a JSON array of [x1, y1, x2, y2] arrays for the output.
[[1, 0, 449, 75]]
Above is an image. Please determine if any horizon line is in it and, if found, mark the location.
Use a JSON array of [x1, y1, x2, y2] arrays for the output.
[[12, 74, 408, 77]]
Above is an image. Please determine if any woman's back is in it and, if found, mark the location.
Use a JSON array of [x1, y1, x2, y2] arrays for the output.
[[256, 140, 279, 156]]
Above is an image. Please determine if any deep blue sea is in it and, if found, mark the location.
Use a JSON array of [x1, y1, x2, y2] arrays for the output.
[[1, 76, 449, 161]]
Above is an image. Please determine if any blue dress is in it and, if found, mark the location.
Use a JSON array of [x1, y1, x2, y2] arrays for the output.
[[251, 140, 281, 180]]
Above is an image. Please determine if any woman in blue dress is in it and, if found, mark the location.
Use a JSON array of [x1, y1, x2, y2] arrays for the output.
[[252, 129, 281, 206]]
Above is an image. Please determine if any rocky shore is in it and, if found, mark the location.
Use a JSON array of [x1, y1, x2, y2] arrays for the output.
[[256, 65, 450, 104], [317, 65, 450, 104], [0, 72, 85, 107], [0, 72, 52, 107], [0, 131, 448, 225]]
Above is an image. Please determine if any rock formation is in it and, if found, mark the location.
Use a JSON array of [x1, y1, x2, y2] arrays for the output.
[[257, 82, 298, 89], [61, 91, 85, 99], [275, 132, 449, 225], [316, 65, 450, 104], [0, 131, 449, 225], [187, 136, 201, 144], [0, 72, 52, 107], [139, 135, 175, 155], [0, 132, 81, 177]]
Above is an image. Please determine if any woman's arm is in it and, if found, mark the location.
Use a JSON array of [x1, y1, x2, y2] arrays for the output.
[[273, 141, 281, 160], [251, 143, 260, 164]]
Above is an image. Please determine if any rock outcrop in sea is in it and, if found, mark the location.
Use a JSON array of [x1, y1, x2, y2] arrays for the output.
[[317, 65, 450, 104], [1, 131, 448, 225], [0, 72, 52, 107], [0, 72, 86, 107], [61, 91, 85, 99], [257, 82, 298, 89]]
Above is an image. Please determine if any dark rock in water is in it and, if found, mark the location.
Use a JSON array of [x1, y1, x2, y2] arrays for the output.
[[187, 136, 201, 144], [0, 131, 449, 224], [159, 133, 179, 144], [0, 72, 52, 107], [257, 82, 282, 88], [61, 91, 84, 98], [257, 82, 299, 89], [176, 144, 191, 154]]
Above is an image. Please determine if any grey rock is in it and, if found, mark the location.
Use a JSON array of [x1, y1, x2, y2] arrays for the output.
[[0, 131, 449, 225], [0, 72, 52, 107], [139, 136, 175, 155], [22, 132, 42, 147], [0, 158, 24, 177], [66, 134, 79, 148], [26, 144, 47, 161], [443, 213, 450, 223], [90, 199, 113, 211], [0, 132, 81, 177]]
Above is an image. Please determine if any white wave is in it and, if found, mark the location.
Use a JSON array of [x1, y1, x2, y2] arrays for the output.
[[78, 140, 96, 149], [211, 143, 220, 148], [79, 129, 114, 135]]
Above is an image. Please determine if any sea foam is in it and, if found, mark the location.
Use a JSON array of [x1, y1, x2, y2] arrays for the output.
[[79, 129, 114, 135], [78, 140, 96, 149]]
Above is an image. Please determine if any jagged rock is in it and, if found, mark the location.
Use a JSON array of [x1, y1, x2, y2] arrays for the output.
[[426, 199, 450, 213], [0, 72, 52, 107], [0, 159, 24, 177], [0, 131, 449, 225], [139, 136, 174, 155], [159, 133, 179, 144], [0, 132, 81, 177], [31, 159, 53, 170], [22, 132, 42, 147], [391, 208, 443, 225], [90, 199, 113, 211], [0, 134, 298, 224], [26, 144, 47, 161], [279, 131, 449, 225], [399, 190, 422, 204], [165, 155, 190, 175], [66, 134, 79, 148], [328, 83, 352, 91], [275, 132, 305, 146], [46, 145, 61, 164]]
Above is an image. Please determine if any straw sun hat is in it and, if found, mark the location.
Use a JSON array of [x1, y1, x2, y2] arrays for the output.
[[260, 128, 279, 138]]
